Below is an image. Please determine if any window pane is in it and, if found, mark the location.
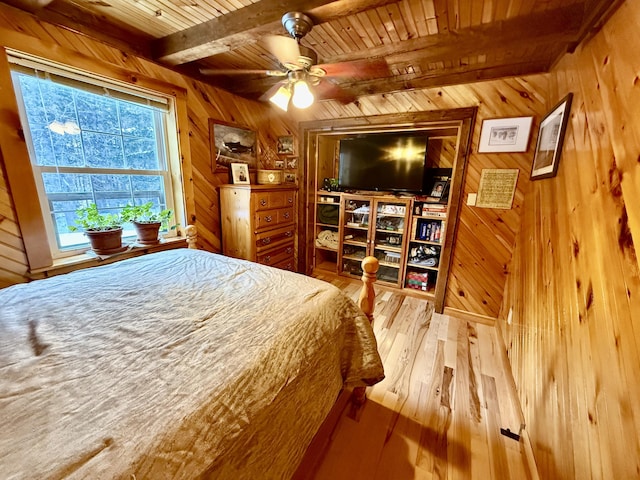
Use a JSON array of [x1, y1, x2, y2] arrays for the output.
[[51, 129, 85, 166], [16, 75, 48, 127], [39, 81, 78, 128], [28, 123, 57, 166], [42, 173, 92, 195], [82, 132, 125, 168], [75, 91, 119, 134], [131, 175, 163, 193], [119, 102, 155, 138], [123, 137, 158, 170]]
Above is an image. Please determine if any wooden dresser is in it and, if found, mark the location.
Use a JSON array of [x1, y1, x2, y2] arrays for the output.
[[219, 184, 297, 271]]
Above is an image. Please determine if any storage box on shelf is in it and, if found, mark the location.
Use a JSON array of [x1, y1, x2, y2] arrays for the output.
[[338, 194, 410, 287], [404, 206, 447, 296], [314, 191, 341, 271]]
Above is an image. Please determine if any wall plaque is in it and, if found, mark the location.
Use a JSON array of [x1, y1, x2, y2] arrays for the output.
[[476, 169, 519, 209]]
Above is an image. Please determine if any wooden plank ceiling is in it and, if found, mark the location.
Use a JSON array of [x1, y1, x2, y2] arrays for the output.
[[1, 0, 622, 106]]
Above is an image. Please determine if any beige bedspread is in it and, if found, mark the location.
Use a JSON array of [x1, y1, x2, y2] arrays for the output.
[[0, 249, 384, 479]]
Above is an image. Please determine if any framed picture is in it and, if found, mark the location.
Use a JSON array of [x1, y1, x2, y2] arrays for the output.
[[286, 157, 297, 169], [284, 172, 297, 183], [277, 135, 294, 155], [430, 181, 447, 198], [210, 119, 257, 171], [478, 116, 534, 153], [230, 163, 250, 184], [274, 160, 285, 169], [531, 93, 573, 180]]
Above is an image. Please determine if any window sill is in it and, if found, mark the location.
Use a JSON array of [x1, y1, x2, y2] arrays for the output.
[[28, 236, 188, 280]]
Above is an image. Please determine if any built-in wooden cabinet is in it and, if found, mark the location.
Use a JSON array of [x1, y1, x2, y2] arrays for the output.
[[220, 184, 297, 271], [404, 208, 447, 295], [314, 191, 341, 271], [312, 190, 451, 301], [303, 109, 475, 312], [338, 194, 410, 287]]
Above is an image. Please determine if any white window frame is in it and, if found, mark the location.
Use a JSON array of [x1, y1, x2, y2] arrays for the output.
[[9, 54, 182, 259]]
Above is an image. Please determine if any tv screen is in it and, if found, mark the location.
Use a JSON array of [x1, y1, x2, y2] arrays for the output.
[[338, 133, 428, 193]]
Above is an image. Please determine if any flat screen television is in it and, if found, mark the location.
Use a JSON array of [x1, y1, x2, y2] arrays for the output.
[[338, 133, 429, 194]]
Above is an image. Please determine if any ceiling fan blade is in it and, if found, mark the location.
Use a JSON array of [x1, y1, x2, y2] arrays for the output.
[[264, 35, 301, 67], [313, 79, 357, 105], [316, 58, 390, 80], [199, 68, 286, 76]]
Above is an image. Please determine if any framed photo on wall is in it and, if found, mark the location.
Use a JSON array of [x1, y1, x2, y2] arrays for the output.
[[230, 163, 250, 184], [478, 116, 534, 153], [530, 93, 573, 180], [210, 119, 257, 172], [277, 135, 294, 155]]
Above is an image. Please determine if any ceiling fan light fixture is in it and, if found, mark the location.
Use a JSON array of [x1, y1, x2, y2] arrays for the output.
[[292, 80, 314, 109], [269, 85, 292, 111]]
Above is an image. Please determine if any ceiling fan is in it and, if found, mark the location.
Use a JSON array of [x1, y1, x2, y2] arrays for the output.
[[199, 12, 389, 111]]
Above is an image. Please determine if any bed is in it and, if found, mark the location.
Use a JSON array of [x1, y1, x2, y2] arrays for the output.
[[0, 238, 384, 479]]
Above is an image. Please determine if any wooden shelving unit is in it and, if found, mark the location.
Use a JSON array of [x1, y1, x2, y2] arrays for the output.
[[338, 194, 411, 288], [313, 191, 341, 272]]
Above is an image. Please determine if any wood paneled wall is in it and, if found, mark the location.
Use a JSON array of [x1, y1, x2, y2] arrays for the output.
[[0, 3, 296, 286], [302, 76, 548, 317], [498, 1, 640, 477]]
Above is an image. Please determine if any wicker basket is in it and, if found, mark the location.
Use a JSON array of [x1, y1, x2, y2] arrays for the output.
[[257, 169, 283, 185]]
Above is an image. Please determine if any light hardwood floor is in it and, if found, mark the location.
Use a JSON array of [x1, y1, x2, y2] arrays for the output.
[[294, 272, 535, 480]]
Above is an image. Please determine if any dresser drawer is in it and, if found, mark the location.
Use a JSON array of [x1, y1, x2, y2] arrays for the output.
[[255, 207, 294, 231], [272, 257, 295, 271], [256, 241, 294, 267], [255, 224, 295, 252], [254, 190, 295, 211]]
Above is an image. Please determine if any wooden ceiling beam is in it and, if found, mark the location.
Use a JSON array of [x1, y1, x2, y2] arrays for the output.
[[152, 0, 402, 66], [323, 59, 553, 100], [208, 54, 553, 102], [321, 3, 584, 65], [567, 0, 626, 50]]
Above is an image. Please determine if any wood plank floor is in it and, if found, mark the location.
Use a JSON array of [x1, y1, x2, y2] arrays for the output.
[[294, 272, 535, 480]]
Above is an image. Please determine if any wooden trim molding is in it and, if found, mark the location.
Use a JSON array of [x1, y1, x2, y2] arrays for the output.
[[443, 306, 496, 326], [0, 47, 51, 269], [300, 107, 477, 313]]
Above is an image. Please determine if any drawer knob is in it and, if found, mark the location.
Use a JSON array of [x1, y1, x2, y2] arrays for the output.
[[286, 247, 292, 254], [264, 255, 271, 263], [262, 237, 271, 245], [260, 199, 267, 206], [285, 231, 293, 237], [283, 212, 290, 219], [265, 215, 273, 222], [288, 197, 293, 204]]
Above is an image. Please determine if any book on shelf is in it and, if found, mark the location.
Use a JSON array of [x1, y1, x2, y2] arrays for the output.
[[422, 210, 447, 218]]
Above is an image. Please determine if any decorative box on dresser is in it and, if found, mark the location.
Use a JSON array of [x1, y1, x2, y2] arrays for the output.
[[219, 184, 297, 271]]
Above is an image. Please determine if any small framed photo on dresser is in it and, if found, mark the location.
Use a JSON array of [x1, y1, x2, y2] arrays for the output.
[[230, 163, 250, 184]]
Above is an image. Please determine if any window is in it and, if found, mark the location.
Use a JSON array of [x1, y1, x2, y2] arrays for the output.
[[10, 57, 179, 258]]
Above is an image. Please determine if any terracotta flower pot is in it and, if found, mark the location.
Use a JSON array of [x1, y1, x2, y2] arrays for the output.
[[133, 221, 161, 245], [85, 227, 124, 255]]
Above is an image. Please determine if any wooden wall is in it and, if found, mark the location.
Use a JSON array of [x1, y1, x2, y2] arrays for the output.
[[498, 1, 640, 477], [0, 3, 297, 287], [302, 76, 548, 317]]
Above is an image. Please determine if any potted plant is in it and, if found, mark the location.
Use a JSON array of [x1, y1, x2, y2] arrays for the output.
[[69, 203, 124, 254], [121, 201, 175, 245]]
